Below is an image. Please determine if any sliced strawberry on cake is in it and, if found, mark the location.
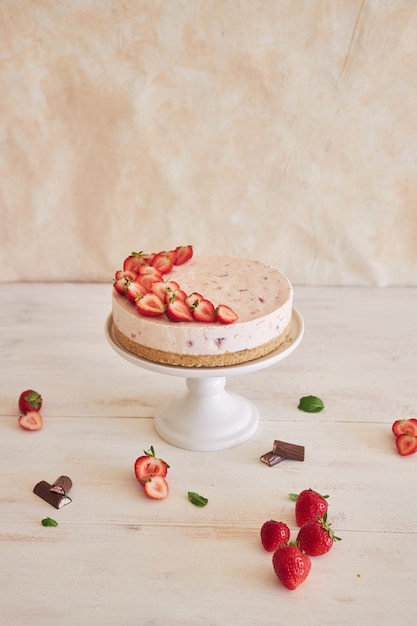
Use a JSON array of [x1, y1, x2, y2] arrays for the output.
[[216, 304, 239, 324], [174, 245, 193, 265], [166, 295, 194, 322], [192, 298, 217, 323], [135, 293, 165, 317]]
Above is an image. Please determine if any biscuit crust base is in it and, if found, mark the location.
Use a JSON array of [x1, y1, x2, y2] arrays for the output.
[[112, 321, 292, 368]]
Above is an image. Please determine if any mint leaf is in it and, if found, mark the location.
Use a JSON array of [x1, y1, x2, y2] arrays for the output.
[[298, 395, 324, 413], [188, 492, 208, 507], [42, 517, 58, 527]]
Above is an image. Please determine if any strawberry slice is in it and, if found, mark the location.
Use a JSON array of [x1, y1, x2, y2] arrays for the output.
[[392, 418, 417, 437], [125, 280, 148, 303], [151, 252, 174, 274], [123, 251, 151, 273], [18, 410, 43, 431], [114, 269, 138, 281], [136, 273, 161, 292], [113, 276, 131, 295], [184, 292, 203, 309], [135, 293, 165, 317], [395, 433, 417, 456], [143, 475, 169, 499], [136, 265, 163, 280], [216, 304, 238, 324], [151, 280, 181, 301], [134, 447, 169, 485], [192, 298, 216, 322], [166, 296, 194, 322], [174, 245, 193, 265], [165, 249, 178, 264], [163, 288, 187, 304]]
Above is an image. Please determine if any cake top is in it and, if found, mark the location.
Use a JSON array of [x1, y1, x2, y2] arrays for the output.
[[113, 246, 292, 325]]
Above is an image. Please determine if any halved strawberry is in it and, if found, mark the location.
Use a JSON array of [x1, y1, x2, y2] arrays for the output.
[[18, 410, 43, 431], [166, 296, 194, 322], [392, 418, 417, 437], [163, 288, 187, 304], [115, 269, 138, 281], [136, 265, 163, 280], [125, 280, 148, 303], [174, 245, 193, 265], [143, 475, 169, 499], [136, 273, 161, 292], [184, 292, 203, 309], [113, 276, 131, 295], [192, 298, 216, 322], [134, 447, 169, 485], [151, 252, 174, 274], [165, 249, 178, 264], [216, 304, 238, 324], [151, 280, 181, 301], [395, 433, 417, 456], [135, 293, 165, 317], [123, 251, 151, 273]]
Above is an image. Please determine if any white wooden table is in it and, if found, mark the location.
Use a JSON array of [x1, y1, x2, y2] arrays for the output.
[[1, 283, 416, 626]]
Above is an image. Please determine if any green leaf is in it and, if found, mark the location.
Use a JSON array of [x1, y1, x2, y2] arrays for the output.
[[288, 493, 299, 502], [298, 395, 324, 413], [188, 492, 208, 507], [41, 517, 58, 527]]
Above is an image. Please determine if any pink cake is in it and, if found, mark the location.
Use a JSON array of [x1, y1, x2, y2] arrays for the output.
[[111, 248, 293, 367]]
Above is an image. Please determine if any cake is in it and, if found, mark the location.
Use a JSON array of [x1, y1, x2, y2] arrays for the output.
[[111, 246, 293, 367]]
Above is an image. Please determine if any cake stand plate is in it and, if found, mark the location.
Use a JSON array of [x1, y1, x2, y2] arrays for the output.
[[105, 309, 304, 451]]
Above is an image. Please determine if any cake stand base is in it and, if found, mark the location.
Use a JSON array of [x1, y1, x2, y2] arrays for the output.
[[105, 309, 304, 451], [154, 377, 259, 451]]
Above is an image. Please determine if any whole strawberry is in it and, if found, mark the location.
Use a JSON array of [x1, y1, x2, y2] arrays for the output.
[[272, 544, 311, 590], [18, 389, 42, 414], [260, 520, 290, 552], [297, 512, 341, 556], [290, 489, 329, 527]]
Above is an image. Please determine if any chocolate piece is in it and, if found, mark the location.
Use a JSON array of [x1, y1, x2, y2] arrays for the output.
[[50, 475, 72, 495], [273, 439, 305, 462], [33, 480, 72, 509], [260, 451, 285, 466]]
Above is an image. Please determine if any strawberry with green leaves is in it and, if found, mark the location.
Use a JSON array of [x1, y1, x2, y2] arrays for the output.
[[134, 446, 169, 485], [134, 446, 170, 500], [18, 389, 43, 414], [166, 294, 194, 322], [296, 512, 341, 556], [290, 489, 329, 527], [260, 520, 290, 552], [135, 293, 165, 317], [272, 543, 311, 590]]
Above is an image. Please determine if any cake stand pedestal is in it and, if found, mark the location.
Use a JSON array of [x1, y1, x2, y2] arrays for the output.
[[105, 309, 304, 451]]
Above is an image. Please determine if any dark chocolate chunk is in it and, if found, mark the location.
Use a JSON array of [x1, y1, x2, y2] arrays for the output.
[[273, 439, 305, 462], [33, 480, 72, 509], [50, 475, 72, 495]]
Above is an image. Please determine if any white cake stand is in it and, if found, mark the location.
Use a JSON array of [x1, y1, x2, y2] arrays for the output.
[[105, 309, 304, 452]]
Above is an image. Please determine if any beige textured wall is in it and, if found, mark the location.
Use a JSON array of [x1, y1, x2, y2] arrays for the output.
[[1, 1, 416, 285]]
